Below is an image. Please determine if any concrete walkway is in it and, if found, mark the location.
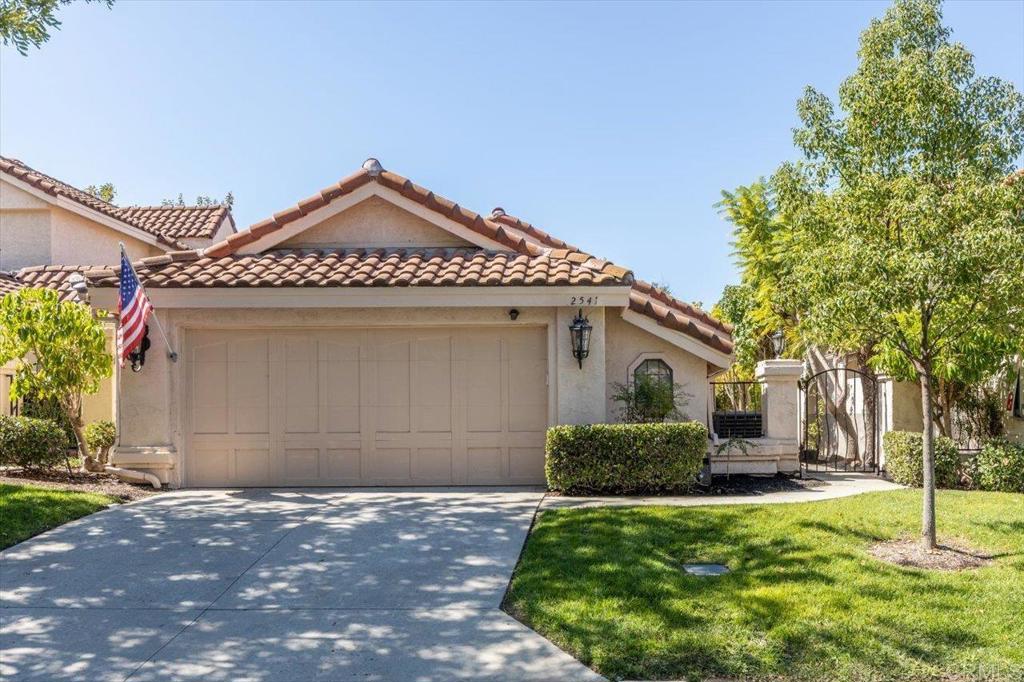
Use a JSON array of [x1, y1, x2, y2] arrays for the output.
[[0, 488, 602, 682], [542, 472, 904, 509]]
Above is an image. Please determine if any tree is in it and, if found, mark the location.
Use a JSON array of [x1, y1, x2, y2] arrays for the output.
[[162, 191, 234, 209], [1, 0, 113, 55], [0, 288, 113, 468], [85, 182, 116, 203], [777, 0, 1024, 548], [715, 181, 806, 372]]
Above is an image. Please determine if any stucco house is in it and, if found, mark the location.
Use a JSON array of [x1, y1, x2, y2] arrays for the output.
[[3, 156, 739, 487]]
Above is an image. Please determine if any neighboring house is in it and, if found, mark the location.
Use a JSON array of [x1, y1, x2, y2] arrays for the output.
[[70, 158, 736, 487], [0, 156, 237, 423]]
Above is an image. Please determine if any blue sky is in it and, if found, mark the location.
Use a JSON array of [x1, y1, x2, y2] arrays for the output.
[[1, 0, 1021, 307]]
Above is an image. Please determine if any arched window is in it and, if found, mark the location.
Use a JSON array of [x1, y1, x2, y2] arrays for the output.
[[634, 358, 672, 387]]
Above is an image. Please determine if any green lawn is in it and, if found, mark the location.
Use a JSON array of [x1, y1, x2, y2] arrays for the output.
[[505, 490, 1024, 681], [0, 483, 117, 550]]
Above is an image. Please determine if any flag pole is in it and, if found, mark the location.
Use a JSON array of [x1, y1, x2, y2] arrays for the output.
[[119, 243, 178, 362]]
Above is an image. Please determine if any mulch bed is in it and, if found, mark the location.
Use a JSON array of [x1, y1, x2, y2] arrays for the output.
[[0, 468, 162, 503], [691, 473, 828, 496], [868, 538, 993, 571]]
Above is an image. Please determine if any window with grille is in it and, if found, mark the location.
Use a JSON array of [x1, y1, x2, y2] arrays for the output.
[[634, 358, 672, 387]]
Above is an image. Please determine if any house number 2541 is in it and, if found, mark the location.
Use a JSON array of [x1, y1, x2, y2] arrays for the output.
[[569, 296, 599, 305]]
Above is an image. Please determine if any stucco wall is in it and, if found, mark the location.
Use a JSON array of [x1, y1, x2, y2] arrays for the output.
[[50, 205, 157, 265], [603, 312, 710, 427], [278, 196, 475, 249], [1, 179, 158, 268], [0, 210, 51, 271], [81, 324, 116, 425]]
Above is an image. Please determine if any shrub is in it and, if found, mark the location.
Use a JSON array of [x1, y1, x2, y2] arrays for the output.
[[974, 439, 1024, 493], [546, 422, 708, 494], [0, 415, 70, 469], [610, 378, 690, 423], [84, 420, 116, 464], [882, 430, 960, 488], [21, 395, 76, 451]]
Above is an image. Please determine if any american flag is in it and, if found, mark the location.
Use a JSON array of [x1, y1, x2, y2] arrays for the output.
[[117, 248, 153, 366]]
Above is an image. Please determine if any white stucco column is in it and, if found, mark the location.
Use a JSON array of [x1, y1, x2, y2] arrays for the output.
[[755, 359, 803, 441], [555, 306, 606, 425]]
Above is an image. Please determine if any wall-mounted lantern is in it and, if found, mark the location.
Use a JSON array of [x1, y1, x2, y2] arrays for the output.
[[569, 309, 592, 369], [770, 329, 786, 358]]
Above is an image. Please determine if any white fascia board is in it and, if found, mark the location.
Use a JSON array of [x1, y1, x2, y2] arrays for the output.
[[620, 308, 734, 369], [89, 285, 632, 310], [2, 173, 172, 251], [237, 184, 510, 255]]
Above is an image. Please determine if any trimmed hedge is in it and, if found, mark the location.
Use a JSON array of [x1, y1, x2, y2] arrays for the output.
[[546, 422, 708, 494], [882, 430, 960, 488], [0, 415, 69, 469], [974, 439, 1024, 493]]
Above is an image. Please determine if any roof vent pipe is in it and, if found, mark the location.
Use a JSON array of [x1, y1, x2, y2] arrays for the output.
[[362, 158, 384, 176]]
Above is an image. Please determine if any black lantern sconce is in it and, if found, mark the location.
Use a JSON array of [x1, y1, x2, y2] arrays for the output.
[[770, 329, 786, 358], [569, 309, 592, 369], [129, 325, 152, 373]]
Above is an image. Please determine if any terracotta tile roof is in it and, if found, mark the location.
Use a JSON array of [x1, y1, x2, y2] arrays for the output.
[[112, 205, 230, 240], [12, 265, 89, 303], [0, 272, 22, 297], [0, 157, 231, 244], [90, 155, 729, 352], [488, 208, 733, 354], [85, 248, 630, 289]]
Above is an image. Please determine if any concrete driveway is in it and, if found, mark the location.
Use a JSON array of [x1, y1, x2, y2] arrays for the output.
[[0, 488, 601, 681]]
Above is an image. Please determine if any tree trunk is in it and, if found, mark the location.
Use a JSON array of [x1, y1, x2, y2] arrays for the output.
[[62, 397, 95, 472], [856, 347, 879, 469], [918, 370, 938, 550]]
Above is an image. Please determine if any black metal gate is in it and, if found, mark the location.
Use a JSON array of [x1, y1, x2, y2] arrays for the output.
[[800, 367, 880, 474]]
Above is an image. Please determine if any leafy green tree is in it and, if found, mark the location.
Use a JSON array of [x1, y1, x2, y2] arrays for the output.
[[1, 0, 113, 55], [777, 0, 1024, 548], [0, 288, 113, 465], [162, 192, 234, 209], [85, 182, 116, 203]]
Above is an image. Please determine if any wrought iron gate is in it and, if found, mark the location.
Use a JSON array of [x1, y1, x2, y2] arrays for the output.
[[800, 367, 880, 474]]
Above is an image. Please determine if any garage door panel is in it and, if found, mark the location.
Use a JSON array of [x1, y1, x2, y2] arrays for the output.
[[230, 337, 271, 435], [467, 447, 503, 483], [463, 336, 503, 433], [191, 341, 228, 434], [193, 446, 230, 484], [372, 447, 411, 480], [412, 447, 453, 483], [375, 338, 411, 433], [321, 339, 361, 434], [509, 447, 545, 480], [324, 447, 362, 481], [234, 448, 271, 486], [414, 335, 453, 433], [283, 337, 318, 434], [188, 326, 548, 486], [508, 335, 547, 433], [283, 448, 319, 481]]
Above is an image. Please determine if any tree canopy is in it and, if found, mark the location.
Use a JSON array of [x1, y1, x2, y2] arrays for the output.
[[717, 0, 1024, 548], [0, 288, 113, 461], [0, 0, 112, 55]]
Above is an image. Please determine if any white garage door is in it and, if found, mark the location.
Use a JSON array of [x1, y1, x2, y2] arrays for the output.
[[186, 327, 548, 486]]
